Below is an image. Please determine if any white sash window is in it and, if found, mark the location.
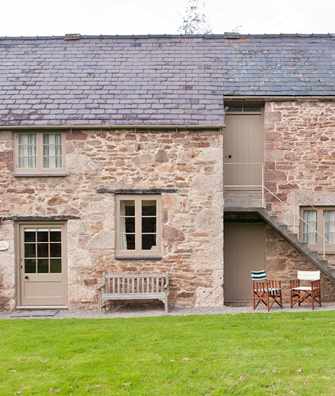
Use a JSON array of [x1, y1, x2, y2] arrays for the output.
[[15, 132, 65, 176]]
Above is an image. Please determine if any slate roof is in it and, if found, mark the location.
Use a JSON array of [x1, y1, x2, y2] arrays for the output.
[[0, 34, 334, 126], [222, 34, 335, 96]]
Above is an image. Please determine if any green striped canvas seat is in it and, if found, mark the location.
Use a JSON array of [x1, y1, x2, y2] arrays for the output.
[[250, 270, 267, 281], [268, 287, 281, 294], [251, 271, 283, 311]]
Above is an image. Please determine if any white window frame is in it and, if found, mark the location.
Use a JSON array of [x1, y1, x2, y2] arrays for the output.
[[115, 195, 162, 259], [14, 132, 66, 176], [300, 207, 335, 253]]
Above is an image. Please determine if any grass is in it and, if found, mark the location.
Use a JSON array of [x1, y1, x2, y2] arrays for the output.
[[1, 312, 335, 395]]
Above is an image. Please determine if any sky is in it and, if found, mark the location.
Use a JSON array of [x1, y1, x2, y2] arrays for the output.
[[0, 0, 334, 36]]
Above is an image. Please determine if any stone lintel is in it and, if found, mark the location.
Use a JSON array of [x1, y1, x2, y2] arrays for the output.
[[1, 215, 80, 222], [96, 187, 178, 195]]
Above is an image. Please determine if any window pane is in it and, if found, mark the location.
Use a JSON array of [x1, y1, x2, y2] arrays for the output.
[[243, 103, 263, 112], [50, 243, 61, 257], [50, 259, 62, 273], [225, 102, 262, 112], [324, 211, 335, 244], [43, 133, 62, 169], [37, 243, 49, 257], [142, 234, 156, 250], [142, 217, 156, 233], [24, 244, 36, 258], [17, 134, 36, 168], [37, 259, 49, 273], [50, 231, 61, 242], [142, 200, 156, 216], [120, 200, 136, 250], [25, 259, 36, 273], [120, 234, 135, 250], [24, 231, 36, 242], [303, 210, 317, 244], [120, 200, 135, 216], [37, 231, 49, 242], [225, 103, 243, 112], [124, 217, 135, 233]]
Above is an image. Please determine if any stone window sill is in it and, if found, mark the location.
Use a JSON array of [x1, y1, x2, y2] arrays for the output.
[[14, 171, 69, 177]]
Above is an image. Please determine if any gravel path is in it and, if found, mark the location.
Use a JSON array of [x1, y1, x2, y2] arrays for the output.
[[1, 303, 335, 319]]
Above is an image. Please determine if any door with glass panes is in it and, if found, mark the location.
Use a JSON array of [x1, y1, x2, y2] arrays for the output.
[[19, 224, 66, 306]]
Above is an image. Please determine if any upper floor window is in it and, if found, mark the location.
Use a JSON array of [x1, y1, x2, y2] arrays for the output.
[[301, 207, 335, 252], [302, 210, 317, 245], [224, 102, 263, 113], [116, 195, 162, 259], [15, 132, 65, 176]]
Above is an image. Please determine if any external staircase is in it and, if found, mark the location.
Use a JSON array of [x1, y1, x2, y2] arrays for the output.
[[225, 207, 335, 281]]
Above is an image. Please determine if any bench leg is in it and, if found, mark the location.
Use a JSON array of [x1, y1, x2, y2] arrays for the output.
[[164, 298, 168, 313]]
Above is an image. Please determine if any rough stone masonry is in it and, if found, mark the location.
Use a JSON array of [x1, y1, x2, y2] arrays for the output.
[[0, 129, 224, 310]]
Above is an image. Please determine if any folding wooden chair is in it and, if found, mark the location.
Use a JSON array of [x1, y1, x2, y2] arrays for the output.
[[290, 270, 321, 310], [251, 270, 283, 312]]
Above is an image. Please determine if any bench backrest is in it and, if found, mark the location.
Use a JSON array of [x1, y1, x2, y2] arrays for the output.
[[104, 272, 168, 294]]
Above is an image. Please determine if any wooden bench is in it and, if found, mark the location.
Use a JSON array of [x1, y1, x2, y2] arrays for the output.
[[99, 272, 169, 312]]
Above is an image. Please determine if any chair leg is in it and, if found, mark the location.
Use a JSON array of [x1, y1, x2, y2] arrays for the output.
[[312, 293, 315, 310]]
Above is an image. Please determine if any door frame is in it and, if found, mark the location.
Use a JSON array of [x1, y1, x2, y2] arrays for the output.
[[224, 221, 266, 305], [15, 221, 68, 308], [224, 112, 265, 187]]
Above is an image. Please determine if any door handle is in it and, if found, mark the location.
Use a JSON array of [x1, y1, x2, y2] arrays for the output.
[[24, 276, 29, 280]]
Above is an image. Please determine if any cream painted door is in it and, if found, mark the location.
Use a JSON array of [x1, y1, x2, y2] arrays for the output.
[[224, 222, 265, 305], [19, 224, 67, 307], [224, 114, 264, 187]]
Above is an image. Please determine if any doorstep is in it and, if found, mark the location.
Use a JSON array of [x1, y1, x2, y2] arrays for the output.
[[15, 306, 68, 310]]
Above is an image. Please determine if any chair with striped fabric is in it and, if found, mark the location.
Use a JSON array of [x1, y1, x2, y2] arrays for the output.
[[251, 270, 283, 311]]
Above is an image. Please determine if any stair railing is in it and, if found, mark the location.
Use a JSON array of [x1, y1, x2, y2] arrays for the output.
[[224, 162, 326, 258], [263, 180, 327, 260], [223, 161, 327, 259]]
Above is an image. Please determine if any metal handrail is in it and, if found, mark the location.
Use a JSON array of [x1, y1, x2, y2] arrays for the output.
[[223, 161, 327, 258], [263, 183, 326, 259], [224, 162, 265, 207]]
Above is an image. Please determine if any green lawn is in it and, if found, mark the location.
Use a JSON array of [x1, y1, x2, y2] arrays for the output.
[[1, 313, 335, 395]]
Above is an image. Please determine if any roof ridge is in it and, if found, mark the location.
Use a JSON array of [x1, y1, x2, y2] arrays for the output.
[[0, 33, 334, 41]]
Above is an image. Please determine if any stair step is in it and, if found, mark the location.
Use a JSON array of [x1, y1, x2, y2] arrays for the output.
[[260, 208, 335, 281], [319, 259, 328, 265]]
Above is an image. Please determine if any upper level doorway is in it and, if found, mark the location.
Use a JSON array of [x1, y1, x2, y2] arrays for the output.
[[224, 102, 264, 207]]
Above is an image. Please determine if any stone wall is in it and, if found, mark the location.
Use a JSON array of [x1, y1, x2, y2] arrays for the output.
[[265, 225, 335, 303], [264, 100, 335, 232], [264, 100, 335, 271], [0, 129, 224, 310]]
